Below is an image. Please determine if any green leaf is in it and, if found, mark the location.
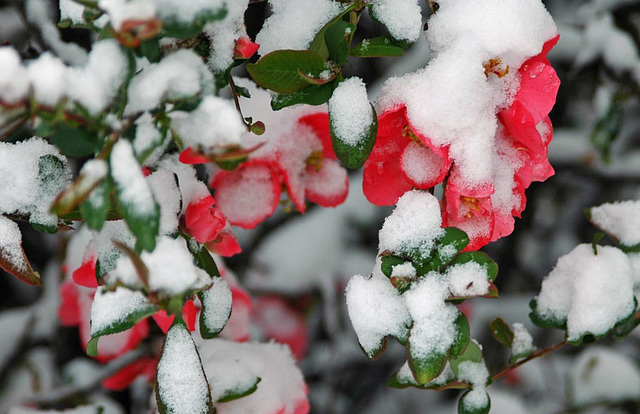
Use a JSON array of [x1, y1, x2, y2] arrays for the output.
[[350, 36, 405, 58], [324, 20, 353, 65], [613, 309, 640, 340], [380, 255, 407, 278], [450, 340, 483, 378], [414, 227, 469, 275], [449, 251, 498, 281], [591, 88, 626, 164], [449, 312, 470, 358], [50, 122, 101, 157], [87, 288, 158, 357], [407, 345, 448, 385], [247, 50, 327, 94], [139, 37, 161, 63], [490, 318, 514, 348], [458, 389, 491, 414], [592, 232, 605, 255], [162, 7, 227, 38], [329, 103, 377, 169], [270, 81, 337, 111], [529, 298, 566, 330], [80, 178, 112, 230], [217, 377, 261, 403], [186, 239, 221, 279], [309, 4, 357, 60]]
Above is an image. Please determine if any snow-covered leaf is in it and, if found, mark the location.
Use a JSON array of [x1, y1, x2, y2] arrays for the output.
[[270, 81, 336, 111], [449, 251, 498, 282], [350, 36, 405, 58], [79, 177, 112, 231], [0, 216, 41, 286], [458, 389, 491, 414], [51, 159, 108, 217], [156, 323, 213, 414], [217, 376, 261, 403], [198, 277, 232, 339], [87, 286, 157, 356]]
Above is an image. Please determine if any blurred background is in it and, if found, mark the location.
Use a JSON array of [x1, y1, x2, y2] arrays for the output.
[[0, 0, 639, 412]]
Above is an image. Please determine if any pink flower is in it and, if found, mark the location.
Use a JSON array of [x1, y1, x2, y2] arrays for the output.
[[253, 296, 308, 360], [211, 112, 349, 229], [363, 106, 451, 206], [498, 36, 560, 159], [233, 36, 260, 60]]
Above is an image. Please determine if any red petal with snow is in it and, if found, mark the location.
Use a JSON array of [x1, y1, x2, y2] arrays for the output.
[[362, 158, 414, 206], [298, 112, 336, 160], [305, 160, 349, 207], [253, 297, 309, 360], [185, 195, 227, 243], [369, 107, 409, 163], [212, 163, 282, 229]]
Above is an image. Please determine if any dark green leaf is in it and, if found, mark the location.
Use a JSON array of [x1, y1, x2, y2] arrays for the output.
[[590, 89, 626, 164], [162, 7, 227, 38], [270, 81, 337, 111], [407, 345, 448, 385], [50, 122, 101, 157], [380, 255, 407, 278], [330, 103, 377, 169], [186, 239, 221, 279], [246, 50, 327, 94], [613, 309, 640, 340], [449, 312, 470, 358], [350, 36, 405, 58], [139, 37, 161, 63], [324, 20, 353, 65], [80, 178, 112, 230], [490, 318, 514, 348], [529, 298, 566, 330], [414, 227, 469, 275], [309, 4, 357, 60], [235, 85, 251, 99], [217, 377, 261, 403]]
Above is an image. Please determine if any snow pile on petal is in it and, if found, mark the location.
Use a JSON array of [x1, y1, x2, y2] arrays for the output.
[[534, 244, 636, 342], [198, 339, 309, 414]]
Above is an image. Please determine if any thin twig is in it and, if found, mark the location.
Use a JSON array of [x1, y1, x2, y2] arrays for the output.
[[491, 340, 568, 383], [228, 76, 251, 131]]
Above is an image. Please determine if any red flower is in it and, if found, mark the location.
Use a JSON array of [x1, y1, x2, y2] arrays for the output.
[[179, 147, 210, 164], [253, 296, 308, 360], [498, 36, 560, 159], [234, 36, 260, 60], [363, 106, 451, 206], [211, 112, 348, 229], [184, 195, 227, 244], [151, 300, 198, 334]]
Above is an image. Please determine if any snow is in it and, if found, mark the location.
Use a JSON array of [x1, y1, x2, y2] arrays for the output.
[[446, 262, 490, 297], [170, 96, 246, 151], [145, 169, 181, 235], [0, 47, 29, 103], [203, 0, 251, 72], [93, 220, 135, 275], [65, 39, 128, 114], [0, 308, 32, 371], [378, 190, 444, 255], [155, 0, 225, 24], [345, 269, 410, 357], [0, 216, 28, 274], [133, 113, 163, 161], [89, 286, 151, 336], [111, 236, 209, 295], [157, 324, 210, 414], [110, 140, 157, 217], [9, 406, 101, 414], [200, 277, 232, 335], [535, 244, 636, 342], [377, 0, 557, 189], [457, 361, 490, 411], [391, 262, 416, 279], [255, 0, 345, 55], [0, 137, 71, 228], [126, 49, 213, 113], [328, 77, 373, 146], [59, 0, 86, 24], [404, 276, 458, 357], [569, 347, 640, 405], [27, 53, 67, 106], [197, 339, 308, 414], [98, 0, 156, 30], [589, 200, 640, 246], [370, 0, 422, 43], [511, 322, 533, 357], [400, 141, 447, 186], [158, 156, 210, 215]]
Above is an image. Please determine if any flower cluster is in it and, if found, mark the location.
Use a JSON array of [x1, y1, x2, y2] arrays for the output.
[[365, 34, 560, 251]]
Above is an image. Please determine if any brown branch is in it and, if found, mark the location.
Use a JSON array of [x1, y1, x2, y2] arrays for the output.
[[228, 76, 251, 131], [491, 340, 568, 383]]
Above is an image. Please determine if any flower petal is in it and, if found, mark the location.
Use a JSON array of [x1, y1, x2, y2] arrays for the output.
[[362, 158, 414, 206], [305, 160, 349, 207]]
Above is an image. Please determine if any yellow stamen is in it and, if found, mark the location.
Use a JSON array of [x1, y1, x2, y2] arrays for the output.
[[305, 150, 324, 172], [402, 125, 426, 147], [484, 58, 510, 79]]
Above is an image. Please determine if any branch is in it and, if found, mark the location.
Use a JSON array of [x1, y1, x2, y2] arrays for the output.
[[491, 340, 567, 383]]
